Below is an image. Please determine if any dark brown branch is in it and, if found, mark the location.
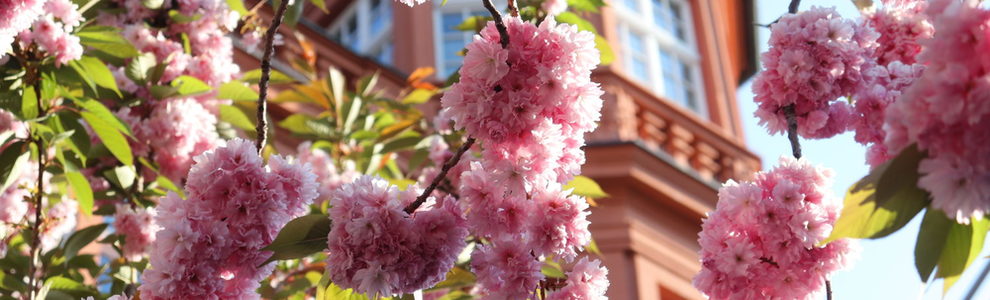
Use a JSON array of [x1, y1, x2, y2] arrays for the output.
[[788, 0, 802, 14], [27, 73, 45, 299], [826, 280, 832, 300], [404, 137, 476, 214], [507, 0, 519, 17], [482, 0, 510, 48], [254, 0, 292, 153], [783, 104, 802, 159]]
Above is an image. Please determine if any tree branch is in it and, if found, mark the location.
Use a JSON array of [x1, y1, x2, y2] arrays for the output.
[[254, 0, 292, 154], [27, 71, 45, 300], [482, 0, 510, 48], [783, 104, 802, 159], [789, 0, 801, 14], [404, 137, 475, 214], [826, 280, 832, 300]]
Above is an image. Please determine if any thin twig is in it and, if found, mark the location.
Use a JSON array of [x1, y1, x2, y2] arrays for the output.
[[254, 0, 292, 154], [482, 0, 510, 48], [826, 280, 832, 300], [783, 104, 802, 159], [507, 0, 519, 17], [788, 0, 801, 14], [404, 138, 476, 214], [27, 66, 45, 300]]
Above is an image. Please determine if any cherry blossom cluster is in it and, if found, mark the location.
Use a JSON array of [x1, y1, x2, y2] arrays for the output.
[[11, 0, 84, 66], [325, 176, 468, 297], [140, 139, 318, 299], [293, 142, 360, 204], [883, 0, 990, 224], [104, 0, 241, 91], [694, 157, 857, 299], [113, 204, 158, 261], [440, 17, 606, 298], [441, 17, 602, 185], [851, 61, 924, 167], [752, 7, 880, 139], [862, 0, 933, 66], [546, 257, 610, 300], [0, 0, 44, 59], [115, 98, 221, 183]]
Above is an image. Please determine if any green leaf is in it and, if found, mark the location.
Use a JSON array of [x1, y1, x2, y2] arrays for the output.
[[168, 10, 202, 23], [0, 141, 30, 192], [595, 34, 614, 66], [388, 178, 416, 191], [259, 214, 331, 266], [126, 52, 157, 84], [342, 97, 363, 135], [282, 0, 306, 27], [219, 104, 257, 132], [218, 80, 259, 101], [65, 172, 94, 215], [318, 280, 371, 300], [80, 111, 133, 165], [566, 0, 605, 12], [279, 114, 318, 136], [63, 224, 108, 260], [76, 26, 139, 59], [431, 267, 475, 290], [22, 86, 38, 119], [104, 165, 136, 190], [556, 12, 598, 34], [243, 69, 296, 84], [915, 209, 954, 282], [455, 16, 490, 31], [824, 145, 928, 243], [72, 56, 121, 97], [171, 75, 212, 96], [564, 175, 609, 199], [71, 97, 134, 137], [310, 0, 328, 13], [44, 276, 97, 297], [226, 0, 249, 15], [155, 175, 184, 198], [936, 216, 989, 293], [401, 89, 436, 104], [142, 0, 164, 9], [542, 261, 566, 278], [381, 136, 422, 154]]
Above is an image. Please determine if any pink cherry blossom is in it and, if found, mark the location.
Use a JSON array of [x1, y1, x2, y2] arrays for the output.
[[113, 204, 158, 261], [694, 156, 856, 300], [542, 0, 568, 17], [325, 175, 468, 297], [140, 139, 318, 299], [863, 0, 933, 65], [546, 258, 610, 300], [883, 0, 990, 223], [470, 237, 544, 299], [0, 0, 45, 58], [294, 142, 359, 204], [752, 6, 880, 139]]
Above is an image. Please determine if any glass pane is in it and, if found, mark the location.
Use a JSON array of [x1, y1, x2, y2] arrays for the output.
[[659, 49, 676, 77], [624, 0, 639, 11], [670, 2, 685, 39], [444, 38, 465, 57], [371, 0, 391, 35], [628, 31, 645, 56], [632, 57, 649, 82], [442, 13, 463, 32], [652, 0, 669, 30]]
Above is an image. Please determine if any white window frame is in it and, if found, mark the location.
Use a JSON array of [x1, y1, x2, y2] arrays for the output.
[[327, 0, 394, 64], [615, 0, 708, 117], [432, 0, 504, 78]]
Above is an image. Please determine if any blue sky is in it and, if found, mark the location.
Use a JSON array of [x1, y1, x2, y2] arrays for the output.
[[738, 1, 990, 299]]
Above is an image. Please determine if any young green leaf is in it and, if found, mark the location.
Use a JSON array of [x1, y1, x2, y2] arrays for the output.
[[219, 104, 257, 132], [171, 75, 212, 96], [310, 0, 328, 13], [556, 12, 598, 34], [71, 56, 121, 97], [914, 209, 953, 282], [259, 214, 332, 266], [401, 89, 436, 104], [76, 26, 139, 59], [564, 175, 610, 199], [595, 34, 614, 66], [71, 97, 134, 137], [80, 111, 133, 165], [0, 141, 30, 192], [226, 0, 249, 15], [243, 69, 296, 84], [62, 224, 108, 260], [65, 172, 94, 215], [218, 80, 259, 101], [126, 52, 157, 84], [824, 145, 928, 243], [936, 217, 989, 293]]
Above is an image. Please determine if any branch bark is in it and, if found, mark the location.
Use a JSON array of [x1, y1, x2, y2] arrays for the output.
[[27, 66, 45, 300], [403, 137, 475, 214], [783, 104, 802, 159], [254, 0, 293, 153]]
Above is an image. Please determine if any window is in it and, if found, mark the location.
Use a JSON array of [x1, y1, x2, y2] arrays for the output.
[[616, 0, 706, 116], [327, 0, 394, 65], [433, 0, 504, 79]]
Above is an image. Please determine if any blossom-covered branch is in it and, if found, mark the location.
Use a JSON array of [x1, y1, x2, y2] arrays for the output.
[[403, 137, 476, 213], [254, 0, 293, 153]]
